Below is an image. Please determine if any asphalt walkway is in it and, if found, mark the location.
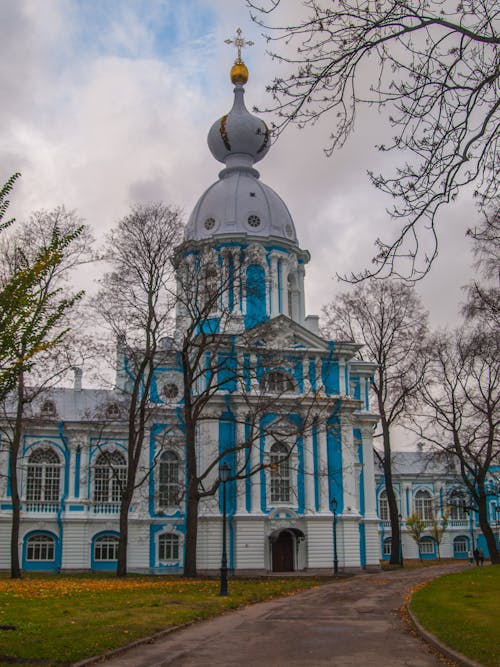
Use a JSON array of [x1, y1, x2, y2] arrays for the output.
[[97, 563, 466, 667]]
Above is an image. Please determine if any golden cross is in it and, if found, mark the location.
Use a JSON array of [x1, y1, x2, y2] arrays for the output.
[[224, 28, 254, 64]]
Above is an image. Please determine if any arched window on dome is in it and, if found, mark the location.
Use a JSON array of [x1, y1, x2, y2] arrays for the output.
[[260, 371, 295, 394], [26, 447, 61, 508]]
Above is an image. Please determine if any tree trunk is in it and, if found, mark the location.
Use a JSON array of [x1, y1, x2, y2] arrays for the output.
[[183, 407, 199, 578], [9, 371, 24, 579], [477, 501, 499, 564], [380, 412, 401, 565], [116, 491, 131, 577]]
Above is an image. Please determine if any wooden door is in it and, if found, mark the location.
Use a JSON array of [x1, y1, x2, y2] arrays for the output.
[[272, 531, 294, 572]]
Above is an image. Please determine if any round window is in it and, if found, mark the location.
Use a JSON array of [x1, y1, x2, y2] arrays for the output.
[[248, 215, 261, 228], [163, 383, 179, 400], [204, 217, 216, 231]]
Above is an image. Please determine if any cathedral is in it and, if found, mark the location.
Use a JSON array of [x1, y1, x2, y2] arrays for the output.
[[0, 40, 492, 573]]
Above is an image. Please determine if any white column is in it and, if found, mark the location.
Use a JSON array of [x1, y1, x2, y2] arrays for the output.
[[317, 422, 329, 512], [339, 357, 346, 395], [279, 259, 288, 316], [297, 264, 305, 324], [269, 253, 279, 317], [361, 424, 377, 518], [235, 418, 247, 514], [250, 440, 261, 513], [303, 430, 315, 513], [340, 414, 358, 513]]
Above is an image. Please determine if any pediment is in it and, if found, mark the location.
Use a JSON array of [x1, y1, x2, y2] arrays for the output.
[[240, 315, 331, 353]]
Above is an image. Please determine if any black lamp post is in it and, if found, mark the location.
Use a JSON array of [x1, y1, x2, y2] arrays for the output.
[[219, 462, 230, 596], [332, 497, 339, 575], [398, 513, 404, 568]]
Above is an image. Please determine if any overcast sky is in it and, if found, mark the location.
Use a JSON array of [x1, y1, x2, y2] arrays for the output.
[[1, 0, 478, 329]]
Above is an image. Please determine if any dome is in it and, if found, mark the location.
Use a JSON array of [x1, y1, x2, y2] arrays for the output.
[[185, 170, 298, 244], [185, 58, 298, 246], [207, 86, 270, 166]]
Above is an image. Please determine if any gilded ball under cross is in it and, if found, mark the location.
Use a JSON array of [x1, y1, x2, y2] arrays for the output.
[[231, 62, 248, 85]]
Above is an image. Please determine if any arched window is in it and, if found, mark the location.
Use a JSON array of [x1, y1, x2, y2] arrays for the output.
[[94, 534, 119, 561], [159, 533, 180, 561], [40, 400, 56, 417], [202, 265, 218, 312], [383, 537, 392, 557], [415, 490, 433, 520], [26, 534, 55, 561], [270, 442, 291, 503], [449, 502, 466, 521], [379, 490, 389, 521], [26, 448, 61, 503], [287, 273, 298, 319], [106, 403, 121, 419], [93, 451, 126, 503], [261, 371, 294, 394], [453, 536, 468, 555], [158, 451, 180, 508]]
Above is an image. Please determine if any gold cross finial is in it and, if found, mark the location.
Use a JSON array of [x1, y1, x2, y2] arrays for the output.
[[224, 27, 254, 64]]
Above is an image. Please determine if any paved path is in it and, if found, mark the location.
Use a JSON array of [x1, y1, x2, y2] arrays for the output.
[[99, 563, 466, 667]]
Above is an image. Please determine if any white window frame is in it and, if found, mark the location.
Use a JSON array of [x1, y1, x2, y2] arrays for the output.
[[419, 538, 434, 554], [94, 534, 119, 561], [383, 537, 392, 556], [26, 534, 55, 561], [158, 451, 180, 509], [415, 490, 434, 521], [379, 490, 389, 521], [158, 533, 180, 562], [26, 447, 61, 503], [93, 450, 126, 503], [453, 536, 468, 554], [269, 442, 292, 504]]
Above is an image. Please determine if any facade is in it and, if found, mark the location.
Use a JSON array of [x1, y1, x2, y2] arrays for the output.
[[0, 54, 497, 573], [375, 453, 500, 561]]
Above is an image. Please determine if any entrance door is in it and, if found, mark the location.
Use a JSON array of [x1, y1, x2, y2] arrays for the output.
[[272, 531, 294, 572]]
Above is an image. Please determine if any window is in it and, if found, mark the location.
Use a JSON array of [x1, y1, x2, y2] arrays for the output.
[[261, 371, 294, 393], [415, 490, 433, 520], [106, 403, 121, 419], [26, 448, 60, 502], [270, 443, 290, 503], [203, 265, 218, 312], [379, 490, 389, 521], [449, 502, 466, 521], [94, 534, 119, 561], [159, 533, 180, 561], [40, 400, 56, 417], [383, 537, 392, 557], [419, 538, 434, 554], [453, 536, 468, 554], [159, 451, 180, 508], [93, 451, 126, 503], [247, 214, 261, 228], [26, 534, 55, 561]]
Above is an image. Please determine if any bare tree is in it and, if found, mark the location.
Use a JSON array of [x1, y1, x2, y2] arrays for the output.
[[411, 328, 499, 564], [0, 207, 92, 578], [249, 0, 499, 281], [323, 279, 428, 564], [95, 203, 182, 577], [463, 207, 500, 331], [406, 512, 426, 560]]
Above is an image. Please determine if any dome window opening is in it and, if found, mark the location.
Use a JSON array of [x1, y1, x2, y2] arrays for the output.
[[204, 217, 216, 231], [285, 224, 293, 238], [248, 214, 261, 228]]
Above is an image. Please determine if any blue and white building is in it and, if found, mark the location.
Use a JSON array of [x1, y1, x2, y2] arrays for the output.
[[1, 55, 496, 573]]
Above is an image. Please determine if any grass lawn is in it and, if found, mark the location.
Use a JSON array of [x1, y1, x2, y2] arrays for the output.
[[0, 574, 328, 666], [410, 566, 500, 667]]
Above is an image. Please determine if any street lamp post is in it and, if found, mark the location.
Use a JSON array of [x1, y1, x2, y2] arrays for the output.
[[219, 462, 230, 597], [332, 497, 339, 575]]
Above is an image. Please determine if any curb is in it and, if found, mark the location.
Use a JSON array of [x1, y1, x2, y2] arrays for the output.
[[407, 606, 484, 667], [72, 622, 195, 666]]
